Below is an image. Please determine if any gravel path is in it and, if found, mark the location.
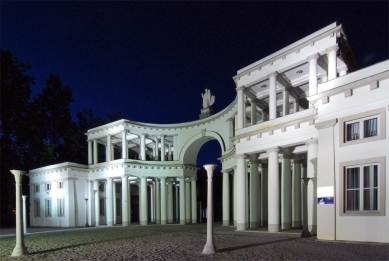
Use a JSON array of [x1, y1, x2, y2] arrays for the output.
[[1, 223, 388, 260]]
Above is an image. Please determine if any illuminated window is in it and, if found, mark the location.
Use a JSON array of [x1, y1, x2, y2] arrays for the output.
[[45, 183, 51, 191], [34, 185, 40, 193], [58, 181, 64, 189]]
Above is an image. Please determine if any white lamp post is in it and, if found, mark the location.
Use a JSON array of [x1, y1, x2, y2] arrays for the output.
[[10, 170, 29, 256], [202, 164, 217, 255]]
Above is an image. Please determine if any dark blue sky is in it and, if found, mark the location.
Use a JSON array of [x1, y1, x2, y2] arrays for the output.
[[1, 1, 388, 167]]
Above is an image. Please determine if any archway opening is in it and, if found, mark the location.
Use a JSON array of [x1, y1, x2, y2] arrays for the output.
[[196, 139, 223, 222]]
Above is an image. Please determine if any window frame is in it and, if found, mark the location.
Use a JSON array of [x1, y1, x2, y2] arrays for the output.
[[339, 107, 386, 147], [45, 198, 52, 217], [45, 183, 51, 191], [339, 156, 386, 216], [34, 199, 40, 217], [58, 181, 64, 189], [57, 198, 65, 217], [34, 184, 40, 193]]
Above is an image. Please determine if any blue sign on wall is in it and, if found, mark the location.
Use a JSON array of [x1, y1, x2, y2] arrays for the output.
[[317, 197, 334, 204]]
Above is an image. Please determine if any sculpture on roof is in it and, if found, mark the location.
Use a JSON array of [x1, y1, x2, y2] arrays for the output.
[[201, 89, 215, 109]]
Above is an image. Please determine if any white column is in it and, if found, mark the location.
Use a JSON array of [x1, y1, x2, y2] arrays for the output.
[[175, 184, 179, 221], [113, 182, 117, 225], [233, 168, 237, 226], [160, 177, 167, 224], [179, 178, 186, 225], [155, 179, 161, 224], [93, 139, 98, 164], [167, 179, 173, 223], [292, 158, 302, 228], [327, 46, 339, 81], [121, 176, 129, 226], [236, 86, 245, 129], [167, 144, 172, 161], [236, 154, 247, 231], [106, 135, 112, 162], [93, 180, 100, 226], [22, 195, 27, 234], [154, 137, 159, 161], [10, 170, 28, 257], [160, 135, 165, 161], [250, 99, 257, 125], [140, 176, 148, 225], [281, 153, 292, 230], [306, 139, 318, 234], [308, 54, 319, 101], [106, 178, 113, 226], [228, 118, 234, 147], [268, 72, 278, 120], [173, 135, 178, 160], [185, 179, 190, 223], [122, 131, 128, 159], [260, 162, 268, 227], [140, 133, 146, 160], [88, 180, 94, 226], [191, 177, 197, 223], [88, 140, 93, 164], [202, 164, 217, 255], [293, 100, 299, 113], [249, 158, 259, 228], [149, 184, 154, 222], [267, 147, 280, 232], [222, 170, 230, 226], [282, 87, 290, 116]]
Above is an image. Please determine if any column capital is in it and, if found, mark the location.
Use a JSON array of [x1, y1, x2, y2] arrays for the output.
[[107, 177, 113, 181], [282, 86, 292, 92], [160, 134, 166, 138], [248, 158, 260, 164], [235, 154, 247, 160], [236, 86, 245, 91], [266, 147, 280, 154], [10, 170, 27, 182], [249, 98, 258, 104], [326, 45, 339, 54], [307, 53, 320, 62], [141, 133, 147, 137], [191, 177, 198, 181], [305, 139, 318, 146], [140, 176, 148, 180], [267, 71, 278, 78], [279, 153, 292, 159], [121, 175, 129, 179]]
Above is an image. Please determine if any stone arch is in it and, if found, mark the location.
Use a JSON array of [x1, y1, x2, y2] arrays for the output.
[[180, 131, 225, 165]]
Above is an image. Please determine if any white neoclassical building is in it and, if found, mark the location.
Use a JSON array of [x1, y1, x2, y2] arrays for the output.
[[28, 22, 389, 243]]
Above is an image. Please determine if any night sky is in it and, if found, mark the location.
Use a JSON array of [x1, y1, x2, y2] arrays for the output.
[[2, 1, 388, 167]]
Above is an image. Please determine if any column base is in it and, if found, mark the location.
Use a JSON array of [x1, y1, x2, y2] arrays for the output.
[[140, 221, 148, 226], [236, 223, 246, 231], [192, 220, 197, 224], [95, 221, 100, 227], [12, 246, 29, 257], [281, 222, 291, 230], [161, 220, 167, 225], [168, 219, 173, 223], [292, 221, 301, 228], [309, 225, 317, 235], [268, 224, 280, 232], [122, 221, 129, 226], [222, 220, 230, 226], [203, 244, 217, 255], [301, 229, 312, 238], [186, 218, 190, 223], [180, 220, 186, 225], [107, 221, 113, 226], [250, 221, 258, 228]]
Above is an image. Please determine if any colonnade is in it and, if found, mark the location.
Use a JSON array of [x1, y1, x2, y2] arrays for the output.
[[222, 141, 318, 234], [88, 131, 176, 164], [91, 176, 197, 226]]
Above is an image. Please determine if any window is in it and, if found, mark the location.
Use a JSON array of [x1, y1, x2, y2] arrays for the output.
[[58, 181, 64, 189], [340, 107, 386, 147], [58, 198, 65, 216], [340, 157, 386, 216], [45, 199, 52, 217], [34, 185, 40, 193], [34, 200, 40, 217], [99, 198, 105, 216], [45, 183, 51, 191], [345, 116, 378, 141], [345, 165, 378, 211]]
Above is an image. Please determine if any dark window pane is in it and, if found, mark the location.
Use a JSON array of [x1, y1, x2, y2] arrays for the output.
[[363, 188, 378, 210], [346, 168, 359, 189], [346, 190, 359, 211], [364, 118, 377, 138], [346, 122, 359, 141]]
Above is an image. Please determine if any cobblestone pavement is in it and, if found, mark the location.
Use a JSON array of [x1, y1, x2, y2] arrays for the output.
[[0, 223, 388, 260]]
